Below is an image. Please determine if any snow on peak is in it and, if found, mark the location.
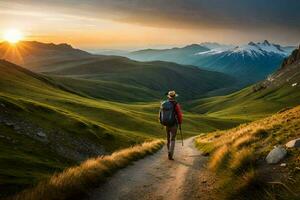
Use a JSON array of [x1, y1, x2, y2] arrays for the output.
[[195, 40, 290, 57]]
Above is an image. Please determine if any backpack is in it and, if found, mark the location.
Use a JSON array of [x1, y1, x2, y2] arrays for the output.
[[159, 100, 177, 126]]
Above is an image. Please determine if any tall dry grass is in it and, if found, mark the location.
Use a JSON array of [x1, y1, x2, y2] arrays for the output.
[[11, 140, 164, 200], [229, 148, 255, 175], [208, 145, 230, 171], [196, 105, 300, 199]]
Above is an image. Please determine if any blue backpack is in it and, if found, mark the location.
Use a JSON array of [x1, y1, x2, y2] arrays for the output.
[[159, 100, 177, 126]]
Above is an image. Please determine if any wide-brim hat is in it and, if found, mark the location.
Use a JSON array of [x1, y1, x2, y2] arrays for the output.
[[167, 90, 178, 98]]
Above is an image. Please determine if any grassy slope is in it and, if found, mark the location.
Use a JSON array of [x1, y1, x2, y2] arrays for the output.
[[13, 140, 164, 200], [0, 60, 241, 197], [195, 105, 300, 199], [49, 76, 161, 102], [187, 81, 300, 121], [44, 57, 236, 101]]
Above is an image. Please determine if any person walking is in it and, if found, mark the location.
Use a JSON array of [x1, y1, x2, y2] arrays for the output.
[[159, 91, 183, 160]]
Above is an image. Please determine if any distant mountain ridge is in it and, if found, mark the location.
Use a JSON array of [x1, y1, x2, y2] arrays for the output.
[[0, 41, 237, 101], [128, 40, 296, 86], [127, 44, 209, 66], [0, 41, 94, 71]]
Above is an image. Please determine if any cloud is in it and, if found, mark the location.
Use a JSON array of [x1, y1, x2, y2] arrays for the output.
[[1, 0, 299, 45], [8, 0, 298, 31]]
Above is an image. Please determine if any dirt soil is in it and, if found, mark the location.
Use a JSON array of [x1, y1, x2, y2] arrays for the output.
[[88, 137, 218, 200]]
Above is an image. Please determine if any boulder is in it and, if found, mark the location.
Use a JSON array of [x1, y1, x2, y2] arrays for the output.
[[286, 138, 300, 148], [266, 146, 287, 164]]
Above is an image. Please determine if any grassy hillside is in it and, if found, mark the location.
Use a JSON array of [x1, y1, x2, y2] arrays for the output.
[[195, 105, 300, 199], [48, 76, 161, 102], [0, 59, 242, 198], [187, 84, 300, 121], [45, 57, 236, 101]]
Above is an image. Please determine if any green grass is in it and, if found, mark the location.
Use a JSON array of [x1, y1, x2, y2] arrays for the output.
[[0, 59, 241, 197], [0, 125, 74, 197], [44, 57, 236, 101], [187, 80, 300, 121]]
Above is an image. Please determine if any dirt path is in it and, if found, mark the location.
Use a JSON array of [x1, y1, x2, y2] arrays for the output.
[[88, 137, 217, 200]]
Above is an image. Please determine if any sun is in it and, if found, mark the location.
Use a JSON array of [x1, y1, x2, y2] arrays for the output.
[[3, 29, 23, 44]]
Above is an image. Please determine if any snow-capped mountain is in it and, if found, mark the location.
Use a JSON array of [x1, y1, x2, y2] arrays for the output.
[[127, 40, 296, 86], [191, 40, 294, 85], [197, 40, 289, 57]]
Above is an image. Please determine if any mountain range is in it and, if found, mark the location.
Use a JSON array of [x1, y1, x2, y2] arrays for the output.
[[128, 40, 295, 86], [188, 45, 300, 120], [0, 41, 237, 100]]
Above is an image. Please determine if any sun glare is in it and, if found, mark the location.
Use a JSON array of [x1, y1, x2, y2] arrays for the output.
[[3, 29, 23, 44]]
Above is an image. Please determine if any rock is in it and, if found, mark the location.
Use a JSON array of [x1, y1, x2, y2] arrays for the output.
[[266, 146, 287, 164], [280, 163, 287, 167], [5, 122, 14, 127], [0, 103, 5, 107], [37, 131, 47, 138], [286, 138, 300, 148]]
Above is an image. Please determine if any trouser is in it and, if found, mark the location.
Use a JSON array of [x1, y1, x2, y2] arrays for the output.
[[166, 125, 177, 157]]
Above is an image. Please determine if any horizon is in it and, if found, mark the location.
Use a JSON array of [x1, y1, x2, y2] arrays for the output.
[[0, 1, 300, 49], [0, 39, 298, 52]]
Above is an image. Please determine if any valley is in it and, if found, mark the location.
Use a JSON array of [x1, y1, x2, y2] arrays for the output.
[[0, 41, 239, 197], [0, 41, 299, 199]]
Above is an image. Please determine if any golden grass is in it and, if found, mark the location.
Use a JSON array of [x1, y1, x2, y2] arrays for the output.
[[230, 148, 255, 174], [11, 140, 164, 200], [196, 105, 300, 199], [232, 134, 257, 148], [208, 145, 230, 171]]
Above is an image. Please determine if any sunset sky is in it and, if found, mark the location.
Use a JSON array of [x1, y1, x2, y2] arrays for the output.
[[0, 0, 299, 49]]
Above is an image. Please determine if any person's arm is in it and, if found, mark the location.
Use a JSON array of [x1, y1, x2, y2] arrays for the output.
[[175, 103, 183, 124]]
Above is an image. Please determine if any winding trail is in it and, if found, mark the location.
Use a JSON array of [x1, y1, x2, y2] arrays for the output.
[[88, 137, 217, 200]]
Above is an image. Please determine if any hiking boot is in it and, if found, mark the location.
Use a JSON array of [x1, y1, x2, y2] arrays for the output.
[[168, 153, 174, 160]]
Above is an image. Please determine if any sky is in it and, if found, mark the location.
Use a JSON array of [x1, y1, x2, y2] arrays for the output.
[[0, 0, 299, 49]]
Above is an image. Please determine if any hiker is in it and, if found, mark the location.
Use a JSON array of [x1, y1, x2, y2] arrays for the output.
[[159, 91, 183, 160]]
